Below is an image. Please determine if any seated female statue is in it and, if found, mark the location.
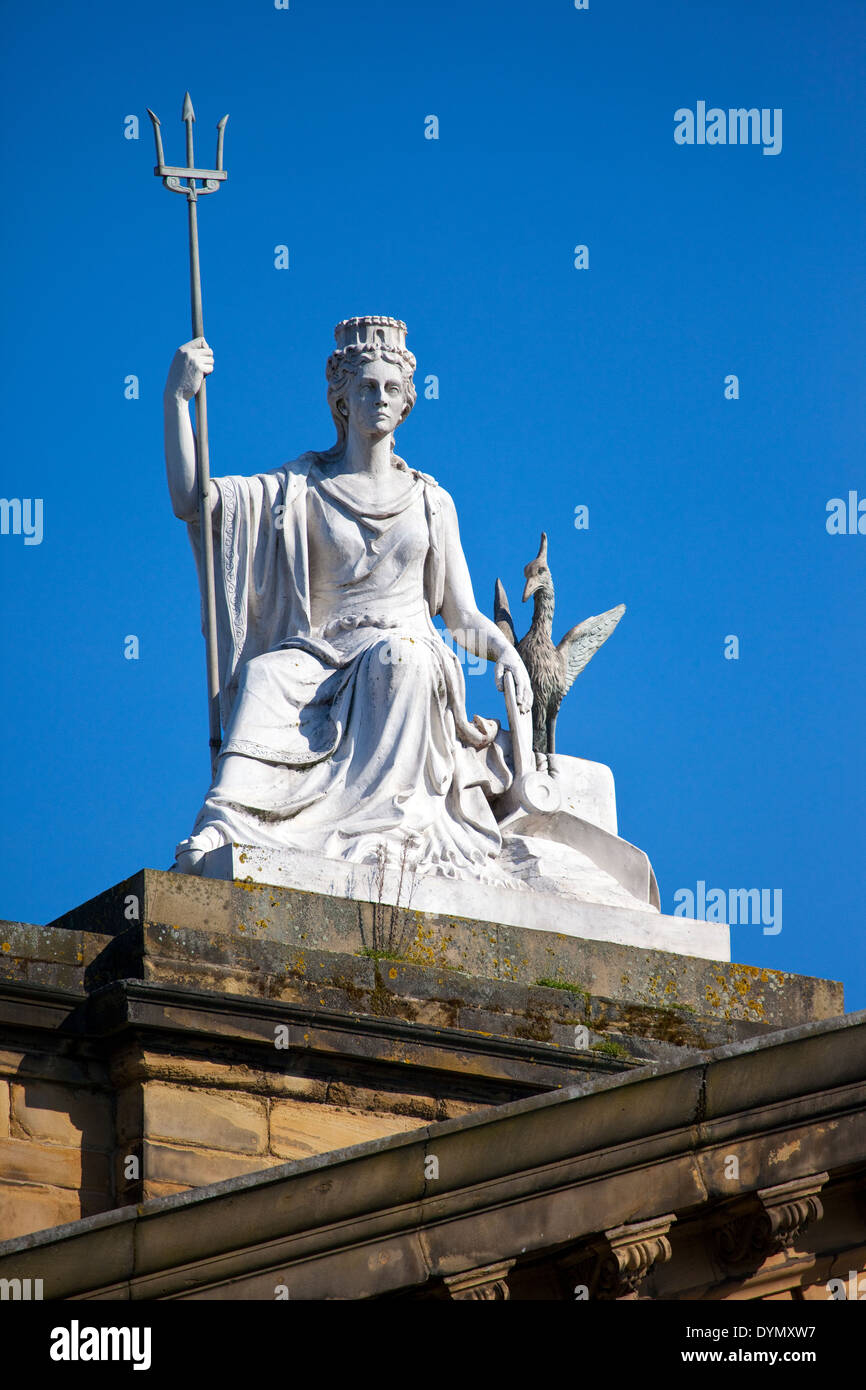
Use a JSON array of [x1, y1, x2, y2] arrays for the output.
[[164, 316, 532, 883]]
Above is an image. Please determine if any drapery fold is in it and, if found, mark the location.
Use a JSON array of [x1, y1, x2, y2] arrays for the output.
[[181, 457, 513, 879]]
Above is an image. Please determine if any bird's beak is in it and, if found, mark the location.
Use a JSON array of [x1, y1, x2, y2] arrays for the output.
[[522, 576, 538, 602]]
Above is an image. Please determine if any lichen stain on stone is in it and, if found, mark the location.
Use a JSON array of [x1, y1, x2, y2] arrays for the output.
[[768, 1138, 801, 1166]]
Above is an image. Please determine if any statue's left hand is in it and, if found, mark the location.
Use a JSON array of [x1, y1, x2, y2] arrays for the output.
[[495, 648, 532, 715]]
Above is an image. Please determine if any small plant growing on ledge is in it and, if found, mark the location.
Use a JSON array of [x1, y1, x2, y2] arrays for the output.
[[358, 837, 420, 960], [534, 977, 589, 1003], [590, 1038, 630, 1060]]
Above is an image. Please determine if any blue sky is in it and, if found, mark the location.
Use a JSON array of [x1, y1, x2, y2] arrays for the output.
[[1, 0, 863, 1007]]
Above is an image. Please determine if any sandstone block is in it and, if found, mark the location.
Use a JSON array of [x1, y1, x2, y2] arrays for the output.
[[11, 1080, 112, 1150], [115, 1084, 143, 1147], [439, 1098, 489, 1120], [0, 1049, 106, 1088], [144, 1082, 267, 1155], [0, 1179, 79, 1241], [326, 1082, 437, 1120], [0, 1136, 108, 1190], [0, 1080, 8, 1139], [143, 1140, 285, 1189], [264, 1072, 328, 1102], [142, 1179, 194, 1201], [269, 1097, 425, 1161]]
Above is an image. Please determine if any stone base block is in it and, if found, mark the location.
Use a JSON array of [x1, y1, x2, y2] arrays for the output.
[[202, 842, 731, 962]]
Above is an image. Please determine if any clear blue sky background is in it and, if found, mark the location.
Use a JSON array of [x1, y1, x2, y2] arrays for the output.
[[1, 1, 863, 1007]]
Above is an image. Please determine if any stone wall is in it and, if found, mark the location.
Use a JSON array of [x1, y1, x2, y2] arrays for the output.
[[0, 869, 845, 1242]]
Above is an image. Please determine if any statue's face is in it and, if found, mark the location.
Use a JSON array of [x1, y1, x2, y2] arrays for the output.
[[343, 357, 406, 438]]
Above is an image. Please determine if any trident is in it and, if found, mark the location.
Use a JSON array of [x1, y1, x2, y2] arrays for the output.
[[147, 94, 228, 777]]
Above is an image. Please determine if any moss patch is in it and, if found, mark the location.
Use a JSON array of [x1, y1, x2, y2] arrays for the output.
[[590, 1039, 630, 1060]]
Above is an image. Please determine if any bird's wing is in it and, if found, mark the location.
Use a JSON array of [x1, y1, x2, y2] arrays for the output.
[[557, 603, 625, 694], [494, 578, 517, 647]]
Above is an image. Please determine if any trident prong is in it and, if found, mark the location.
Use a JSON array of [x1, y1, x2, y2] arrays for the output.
[[146, 94, 228, 200], [216, 115, 229, 172], [146, 109, 165, 168], [147, 93, 229, 776], [182, 91, 195, 169]]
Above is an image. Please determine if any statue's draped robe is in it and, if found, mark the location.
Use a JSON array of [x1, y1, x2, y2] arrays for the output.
[[183, 454, 514, 879]]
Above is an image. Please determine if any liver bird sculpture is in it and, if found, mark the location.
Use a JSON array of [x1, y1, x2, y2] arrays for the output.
[[494, 533, 625, 772]]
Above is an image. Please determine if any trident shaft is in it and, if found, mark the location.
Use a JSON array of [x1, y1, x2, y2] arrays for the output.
[[147, 94, 228, 778]]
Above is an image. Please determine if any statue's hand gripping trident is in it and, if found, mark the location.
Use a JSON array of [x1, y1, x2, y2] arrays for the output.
[[147, 94, 228, 778]]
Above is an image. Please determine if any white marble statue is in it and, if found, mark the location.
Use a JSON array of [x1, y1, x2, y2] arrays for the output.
[[162, 315, 676, 939], [166, 317, 532, 881]]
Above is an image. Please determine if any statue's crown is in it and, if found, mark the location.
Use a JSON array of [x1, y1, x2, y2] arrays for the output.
[[333, 315, 408, 353]]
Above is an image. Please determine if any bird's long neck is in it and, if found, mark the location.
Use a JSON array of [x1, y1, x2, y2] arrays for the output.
[[533, 584, 555, 637]]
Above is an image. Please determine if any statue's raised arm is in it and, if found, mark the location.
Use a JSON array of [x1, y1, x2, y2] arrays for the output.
[[163, 338, 217, 522]]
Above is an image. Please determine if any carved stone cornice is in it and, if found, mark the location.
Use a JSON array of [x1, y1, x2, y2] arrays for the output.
[[714, 1172, 829, 1273], [561, 1215, 677, 1300], [443, 1261, 514, 1301]]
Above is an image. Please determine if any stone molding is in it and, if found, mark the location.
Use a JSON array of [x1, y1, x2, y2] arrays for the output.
[[444, 1260, 515, 1300], [560, 1215, 677, 1299], [0, 941, 861, 1299], [714, 1172, 829, 1273]]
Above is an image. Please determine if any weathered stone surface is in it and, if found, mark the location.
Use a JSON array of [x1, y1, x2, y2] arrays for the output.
[[144, 1140, 285, 1188], [0, 1179, 80, 1241], [0, 869, 849, 1256], [10, 1080, 112, 1151], [110, 1047, 329, 1102], [702, 1019, 866, 1124], [0, 1048, 107, 1089], [269, 1099, 425, 1161], [0, 921, 109, 967], [144, 1083, 268, 1156], [205, 840, 708, 957], [325, 1082, 440, 1121], [1, 1010, 862, 1301], [144, 1179, 194, 1201], [114, 1084, 142, 1149], [49, 870, 843, 1027], [0, 1136, 108, 1190]]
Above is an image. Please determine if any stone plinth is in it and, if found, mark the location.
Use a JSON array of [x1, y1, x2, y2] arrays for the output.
[[199, 841, 727, 959]]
